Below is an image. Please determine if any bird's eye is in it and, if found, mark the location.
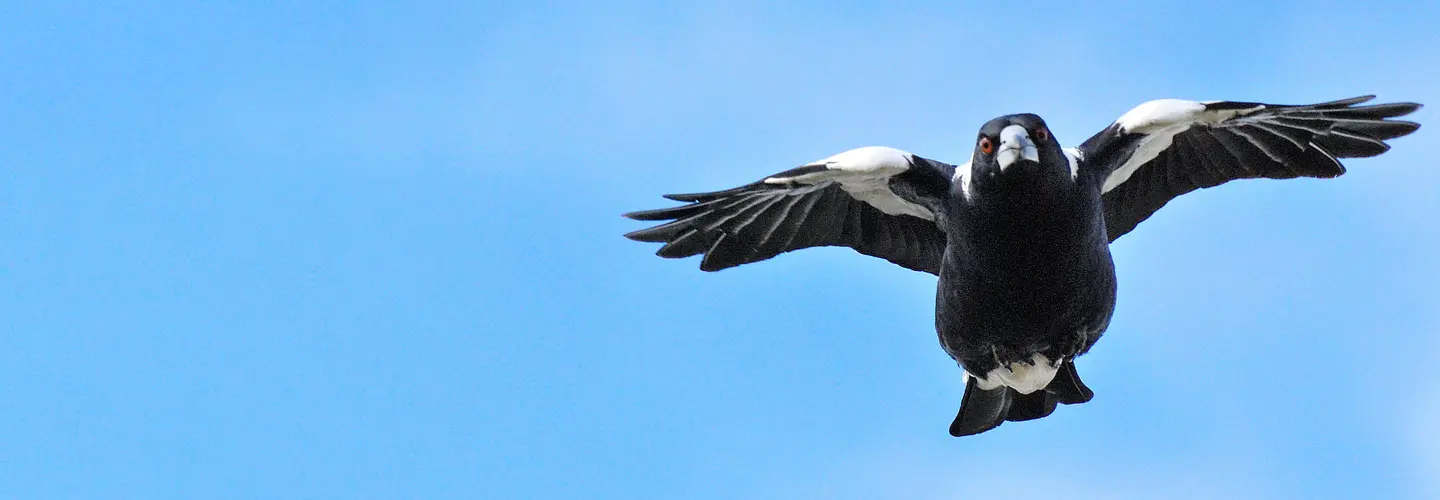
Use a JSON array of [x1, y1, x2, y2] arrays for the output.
[[979, 137, 994, 155], [1036, 127, 1049, 142]]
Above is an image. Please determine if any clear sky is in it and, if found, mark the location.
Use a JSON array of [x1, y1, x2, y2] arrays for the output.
[[4, 1, 1438, 498]]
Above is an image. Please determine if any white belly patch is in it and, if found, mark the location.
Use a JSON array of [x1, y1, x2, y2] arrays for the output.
[[963, 353, 1060, 394]]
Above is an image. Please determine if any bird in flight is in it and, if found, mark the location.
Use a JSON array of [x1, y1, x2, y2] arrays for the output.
[[622, 96, 1420, 436]]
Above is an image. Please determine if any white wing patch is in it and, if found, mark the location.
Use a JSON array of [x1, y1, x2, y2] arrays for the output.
[[1102, 130, 1179, 192], [764, 146, 934, 220], [1114, 99, 1208, 134], [1104, 99, 1265, 192]]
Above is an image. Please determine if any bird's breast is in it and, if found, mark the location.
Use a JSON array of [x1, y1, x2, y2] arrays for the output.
[[934, 190, 1116, 366]]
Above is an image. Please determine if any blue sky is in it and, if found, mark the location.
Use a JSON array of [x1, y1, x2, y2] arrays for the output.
[[3, 1, 1438, 498]]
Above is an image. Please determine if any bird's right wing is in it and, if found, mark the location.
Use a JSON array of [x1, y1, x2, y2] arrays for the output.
[[624, 146, 957, 274]]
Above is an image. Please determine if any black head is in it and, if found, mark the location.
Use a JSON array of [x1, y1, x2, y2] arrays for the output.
[[962, 114, 1071, 196]]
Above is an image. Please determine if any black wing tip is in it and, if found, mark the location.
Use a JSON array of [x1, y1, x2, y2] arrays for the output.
[[622, 228, 731, 270], [1244, 95, 1373, 111], [622, 228, 661, 242], [624, 221, 669, 240], [1310, 95, 1376, 109], [623, 206, 685, 221], [662, 193, 702, 202], [1315, 163, 1348, 179], [1368, 142, 1393, 158], [662, 183, 765, 203], [1375, 119, 1423, 139], [663, 190, 726, 202], [1281, 95, 1425, 115], [1337, 94, 1377, 105], [1316, 96, 1421, 117], [697, 234, 749, 272], [1384, 101, 1423, 115], [697, 262, 728, 272], [622, 210, 655, 221], [1349, 101, 1424, 121], [1319, 129, 1394, 159]]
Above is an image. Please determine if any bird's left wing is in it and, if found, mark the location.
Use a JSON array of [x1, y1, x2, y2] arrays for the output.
[[624, 146, 956, 274], [1078, 96, 1421, 241]]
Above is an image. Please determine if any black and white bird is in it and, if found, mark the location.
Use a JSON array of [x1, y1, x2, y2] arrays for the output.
[[622, 96, 1420, 436]]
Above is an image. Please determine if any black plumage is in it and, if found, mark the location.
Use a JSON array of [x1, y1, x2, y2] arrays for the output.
[[624, 96, 1421, 436]]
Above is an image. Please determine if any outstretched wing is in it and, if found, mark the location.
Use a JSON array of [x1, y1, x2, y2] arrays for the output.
[[1079, 96, 1421, 241], [624, 146, 957, 274]]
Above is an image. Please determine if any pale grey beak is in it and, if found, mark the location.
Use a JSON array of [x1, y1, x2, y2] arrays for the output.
[[996, 125, 1039, 170]]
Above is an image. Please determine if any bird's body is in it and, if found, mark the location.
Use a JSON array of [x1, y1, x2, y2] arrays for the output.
[[938, 154, 1116, 425], [624, 96, 1420, 436]]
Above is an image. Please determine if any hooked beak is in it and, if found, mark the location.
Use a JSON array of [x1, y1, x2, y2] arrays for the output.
[[996, 125, 1039, 170]]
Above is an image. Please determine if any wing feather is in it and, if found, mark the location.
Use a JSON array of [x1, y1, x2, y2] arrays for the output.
[[624, 147, 956, 274], [1082, 96, 1420, 241]]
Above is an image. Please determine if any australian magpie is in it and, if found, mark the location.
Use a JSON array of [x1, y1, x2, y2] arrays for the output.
[[622, 95, 1421, 436]]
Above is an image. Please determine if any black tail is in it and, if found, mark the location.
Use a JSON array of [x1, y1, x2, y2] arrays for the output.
[[948, 362, 1094, 437]]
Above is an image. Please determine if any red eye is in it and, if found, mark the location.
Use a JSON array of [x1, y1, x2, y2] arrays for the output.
[[979, 137, 994, 155], [1036, 127, 1049, 142]]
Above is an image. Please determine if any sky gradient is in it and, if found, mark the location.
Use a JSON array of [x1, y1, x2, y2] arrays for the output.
[[4, 1, 1439, 498]]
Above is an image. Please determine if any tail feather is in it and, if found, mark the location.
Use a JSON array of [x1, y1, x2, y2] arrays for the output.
[[949, 378, 1012, 437], [1047, 361, 1094, 405], [1006, 390, 1060, 422], [948, 361, 1095, 437]]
